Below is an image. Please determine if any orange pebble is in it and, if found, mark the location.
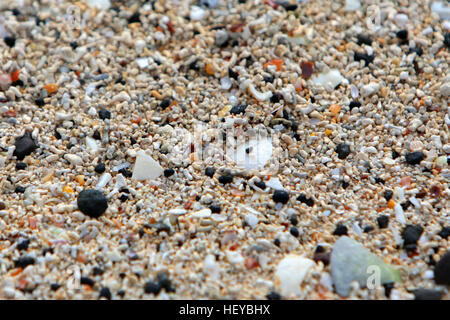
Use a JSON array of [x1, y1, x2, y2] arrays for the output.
[[11, 70, 20, 82], [205, 63, 215, 75], [264, 58, 283, 71], [329, 104, 342, 115], [75, 175, 85, 186], [387, 199, 395, 209], [325, 129, 332, 136], [63, 185, 74, 194], [44, 83, 58, 94]]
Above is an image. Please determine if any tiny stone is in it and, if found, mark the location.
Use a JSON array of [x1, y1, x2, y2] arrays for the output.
[[405, 151, 425, 165], [77, 189, 108, 218], [13, 132, 38, 160], [434, 251, 450, 285], [272, 190, 289, 204], [377, 215, 389, 229], [333, 224, 348, 236], [94, 163, 106, 174], [205, 167, 215, 177], [335, 143, 351, 160], [218, 174, 233, 184], [98, 108, 111, 120]]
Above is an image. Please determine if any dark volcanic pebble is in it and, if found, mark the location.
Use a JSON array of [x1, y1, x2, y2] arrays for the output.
[[405, 151, 424, 165], [94, 163, 106, 174], [333, 224, 348, 236], [434, 251, 450, 285], [335, 143, 351, 159], [98, 287, 112, 300], [412, 288, 443, 300], [402, 224, 423, 247], [272, 190, 289, 204], [205, 167, 215, 177], [377, 215, 389, 229], [218, 174, 233, 184], [15, 256, 35, 268], [77, 189, 108, 218], [144, 281, 161, 294], [438, 226, 450, 239], [98, 108, 111, 120], [230, 104, 247, 115], [13, 132, 38, 160]]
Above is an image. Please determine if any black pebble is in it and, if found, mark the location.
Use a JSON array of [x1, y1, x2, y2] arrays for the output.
[[282, 3, 297, 11], [94, 163, 106, 174], [228, 67, 239, 80], [266, 291, 282, 300], [98, 108, 111, 120], [405, 151, 424, 165], [35, 98, 45, 106], [349, 101, 361, 110], [15, 186, 26, 193], [341, 181, 349, 189], [119, 194, 128, 202], [117, 289, 126, 297], [230, 104, 247, 115], [383, 189, 393, 201], [144, 281, 161, 294], [13, 132, 38, 160], [354, 52, 374, 66], [363, 225, 374, 233], [118, 168, 132, 178], [160, 98, 171, 109], [92, 267, 104, 275], [412, 288, 443, 300], [264, 75, 274, 83], [218, 174, 233, 184], [438, 226, 450, 239], [157, 272, 175, 292], [93, 130, 101, 140], [357, 34, 372, 46], [396, 30, 408, 40], [289, 215, 298, 226], [209, 205, 221, 213], [297, 194, 314, 207], [392, 150, 400, 159], [272, 190, 289, 204], [50, 283, 61, 291], [4, 36, 16, 48], [335, 143, 351, 160], [273, 238, 281, 246], [205, 167, 215, 177], [99, 287, 112, 300], [333, 224, 348, 236], [270, 93, 282, 103], [289, 227, 299, 237], [15, 162, 27, 170], [444, 33, 450, 48], [402, 224, 423, 247], [434, 251, 450, 285], [377, 215, 389, 229], [77, 189, 108, 218], [70, 41, 78, 49], [15, 256, 35, 268], [164, 168, 175, 177], [80, 276, 95, 287], [17, 239, 30, 251], [254, 180, 266, 190], [383, 283, 394, 298], [128, 12, 141, 24], [12, 8, 21, 16], [408, 46, 423, 56]]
